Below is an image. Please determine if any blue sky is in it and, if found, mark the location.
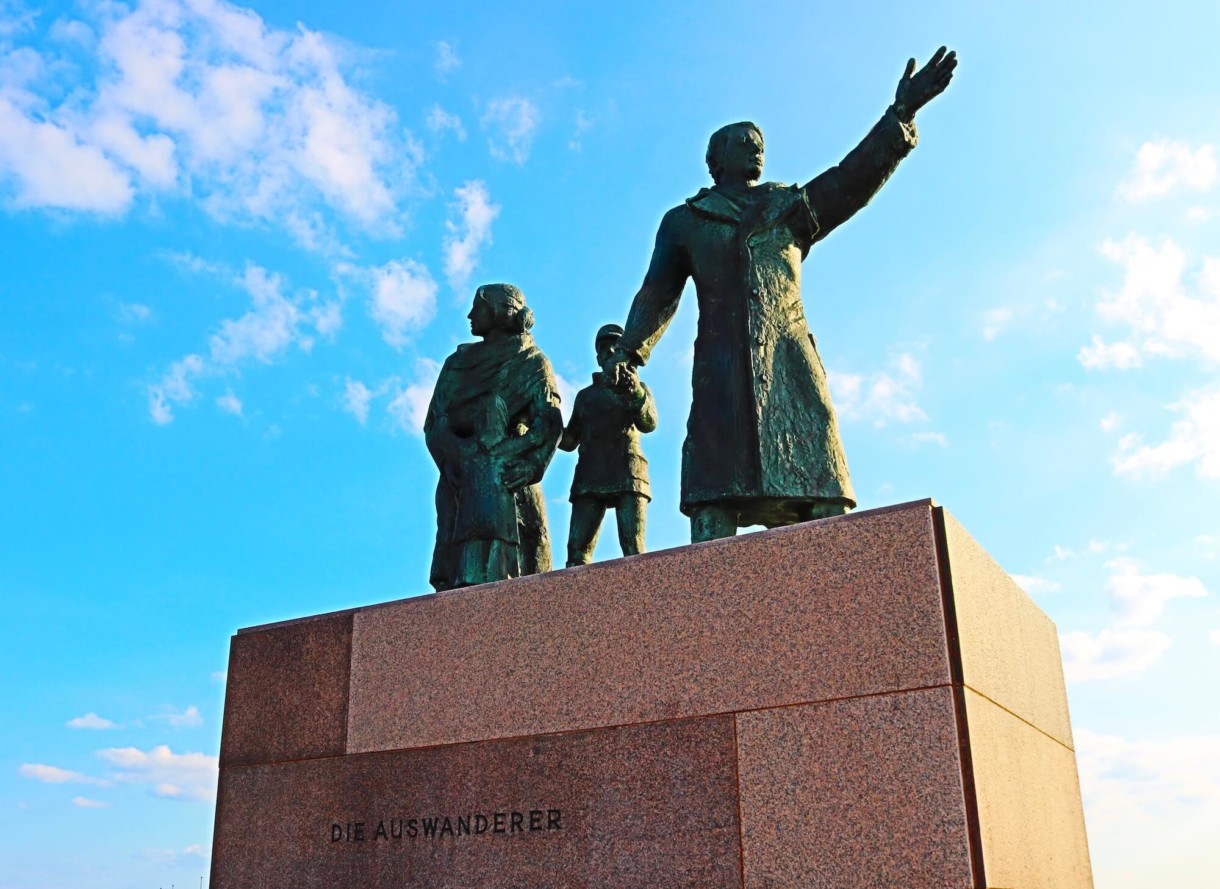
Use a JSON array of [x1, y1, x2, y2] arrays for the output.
[[2, 0, 1218, 886]]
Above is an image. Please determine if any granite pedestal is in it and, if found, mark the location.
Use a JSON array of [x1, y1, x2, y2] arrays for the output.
[[210, 499, 1093, 888]]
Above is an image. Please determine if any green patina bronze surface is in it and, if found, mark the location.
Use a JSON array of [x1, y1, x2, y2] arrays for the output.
[[559, 324, 658, 566], [611, 47, 957, 542], [425, 284, 562, 591]]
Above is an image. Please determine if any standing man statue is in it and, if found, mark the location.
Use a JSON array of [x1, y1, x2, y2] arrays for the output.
[[425, 283, 562, 590], [609, 47, 957, 542], [559, 323, 658, 566]]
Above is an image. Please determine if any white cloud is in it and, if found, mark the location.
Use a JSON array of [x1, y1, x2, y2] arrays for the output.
[[216, 391, 243, 416], [342, 378, 375, 424], [0, 0, 416, 242], [209, 266, 304, 365], [482, 96, 540, 164], [1077, 728, 1220, 825], [369, 259, 437, 348], [1100, 411, 1121, 432], [117, 302, 152, 323], [141, 844, 208, 862], [150, 705, 203, 728], [1103, 557, 1207, 627], [72, 796, 110, 809], [828, 353, 926, 426], [387, 358, 441, 435], [147, 353, 204, 425], [568, 109, 592, 151], [67, 712, 118, 730], [0, 93, 134, 211], [981, 306, 1013, 341], [148, 262, 341, 423], [434, 40, 460, 79], [1048, 544, 1074, 562], [1060, 628, 1171, 682], [97, 744, 218, 802], [426, 105, 465, 141], [18, 763, 110, 786], [1210, 629, 1220, 645], [1117, 139, 1217, 202], [1078, 335, 1142, 370], [906, 430, 947, 447], [1084, 235, 1220, 367], [443, 180, 499, 292], [1112, 387, 1220, 479], [1011, 574, 1062, 596]]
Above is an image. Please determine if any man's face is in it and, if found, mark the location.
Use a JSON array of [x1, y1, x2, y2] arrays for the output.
[[468, 294, 495, 336], [720, 126, 764, 183]]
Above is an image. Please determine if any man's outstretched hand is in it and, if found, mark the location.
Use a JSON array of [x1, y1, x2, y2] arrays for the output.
[[894, 46, 957, 120]]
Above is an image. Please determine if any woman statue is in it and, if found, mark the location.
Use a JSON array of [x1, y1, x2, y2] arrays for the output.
[[424, 283, 563, 591]]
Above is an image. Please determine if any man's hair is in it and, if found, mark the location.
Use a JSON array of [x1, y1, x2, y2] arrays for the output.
[[705, 121, 763, 184]]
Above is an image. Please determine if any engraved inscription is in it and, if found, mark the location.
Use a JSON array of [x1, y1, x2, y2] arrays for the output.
[[331, 809, 562, 844]]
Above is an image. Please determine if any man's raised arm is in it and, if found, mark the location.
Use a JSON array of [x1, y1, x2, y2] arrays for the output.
[[804, 47, 956, 241]]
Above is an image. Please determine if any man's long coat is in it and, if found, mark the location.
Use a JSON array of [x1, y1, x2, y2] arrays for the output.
[[617, 109, 917, 524]]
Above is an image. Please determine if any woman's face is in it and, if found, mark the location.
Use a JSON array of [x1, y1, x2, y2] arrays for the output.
[[468, 294, 497, 336]]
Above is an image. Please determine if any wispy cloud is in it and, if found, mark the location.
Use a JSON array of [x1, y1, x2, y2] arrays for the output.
[[386, 359, 441, 435], [0, 0, 418, 243], [1081, 236, 1220, 368], [426, 105, 465, 141], [97, 744, 218, 802], [482, 96, 540, 164], [216, 391, 243, 416], [1011, 574, 1062, 596], [67, 712, 118, 730], [443, 180, 499, 292], [1117, 139, 1217, 202], [149, 705, 203, 728], [981, 306, 1014, 341], [147, 262, 341, 424], [1112, 387, 1220, 479], [1061, 557, 1207, 682], [19, 763, 110, 786], [142, 844, 209, 863], [367, 259, 438, 348], [828, 353, 927, 427], [1078, 335, 1142, 370], [342, 378, 377, 425], [1103, 557, 1207, 626], [1077, 728, 1220, 821], [433, 40, 460, 80], [1061, 627, 1171, 682], [72, 796, 110, 809]]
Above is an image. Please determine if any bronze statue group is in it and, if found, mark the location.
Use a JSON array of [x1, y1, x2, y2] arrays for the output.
[[424, 47, 957, 591]]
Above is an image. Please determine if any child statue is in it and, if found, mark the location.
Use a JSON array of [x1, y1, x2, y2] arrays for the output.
[[559, 323, 658, 566]]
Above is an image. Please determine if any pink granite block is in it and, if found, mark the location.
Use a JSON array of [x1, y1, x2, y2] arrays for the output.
[[219, 613, 352, 766], [938, 509, 1075, 747], [735, 687, 976, 888], [346, 500, 953, 753], [211, 715, 743, 889]]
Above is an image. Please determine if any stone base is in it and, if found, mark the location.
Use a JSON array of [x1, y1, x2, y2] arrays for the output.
[[210, 499, 1093, 888]]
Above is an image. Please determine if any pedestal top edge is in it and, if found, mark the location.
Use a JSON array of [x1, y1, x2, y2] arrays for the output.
[[235, 497, 941, 636]]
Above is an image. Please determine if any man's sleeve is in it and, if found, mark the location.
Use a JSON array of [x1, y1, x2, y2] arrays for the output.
[[616, 206, 691, 366], [633, 382, 658, 434], [802, 108, 918, 243]]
